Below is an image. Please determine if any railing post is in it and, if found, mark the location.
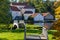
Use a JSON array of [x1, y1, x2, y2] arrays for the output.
[[24, 23, 26, 40]]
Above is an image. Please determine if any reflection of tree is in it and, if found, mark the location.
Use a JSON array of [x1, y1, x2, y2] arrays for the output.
[[52, 19, 60, 40]]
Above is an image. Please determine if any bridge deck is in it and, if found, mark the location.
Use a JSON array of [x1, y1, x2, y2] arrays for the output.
[[26, 35, 47, 40]]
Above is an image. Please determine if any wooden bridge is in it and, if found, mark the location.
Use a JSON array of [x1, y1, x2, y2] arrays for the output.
[[26, 35, 47, 40]]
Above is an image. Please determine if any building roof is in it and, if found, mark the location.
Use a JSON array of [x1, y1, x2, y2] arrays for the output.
[[24, 11, 33, 14], [24, 5, 34, 9], [12, 2, 28, 6], [31, 13, 49, 18], [42, 13, 49, 17], [31, 13, 39, 17], [10, 6, 20, 11]]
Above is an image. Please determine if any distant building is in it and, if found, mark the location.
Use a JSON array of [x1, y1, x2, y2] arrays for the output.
[[42, 12, 54, 20], [27, 13, 54, 27], [42, 12, 54, 28], [10, 2, 35, 20], [31, 13, 44, 27], [10, 6, 21, 20], [10, 2, 28, 10], [23, 6, 35, 20]]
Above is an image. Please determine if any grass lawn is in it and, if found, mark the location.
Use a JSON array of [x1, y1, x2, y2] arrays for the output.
[[0, 24, 57, 40], [0, 30, 24, 40], [0, 32, 24, 40], [0, 29, 57, 40]]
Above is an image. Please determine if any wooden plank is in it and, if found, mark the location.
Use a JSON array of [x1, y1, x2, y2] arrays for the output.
[[26, 35, 47, 40], [26, 38, 47, 40]]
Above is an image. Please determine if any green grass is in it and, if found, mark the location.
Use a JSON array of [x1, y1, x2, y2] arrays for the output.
[[48, 34, 53, 40], [0, 29, 57, 40], [0, 24, 57, 40], [0, 31, 24, 40]]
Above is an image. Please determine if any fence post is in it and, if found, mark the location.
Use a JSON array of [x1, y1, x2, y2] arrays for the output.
[[24, 23, 26, 40]]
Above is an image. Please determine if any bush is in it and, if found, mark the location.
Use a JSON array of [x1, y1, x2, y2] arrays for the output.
[[0, 24, 13, 30], [52, 19, 60, 40]]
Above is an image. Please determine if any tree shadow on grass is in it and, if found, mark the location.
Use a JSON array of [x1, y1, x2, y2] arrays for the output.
[[0, 29, 57, 35], [27, 30, 42, 34], [0, 29, 24, 33], [0, 38, 8, 40], [48, 30, 57, 35], [11, 29, 24, 33], [0, 29, 41, 33]]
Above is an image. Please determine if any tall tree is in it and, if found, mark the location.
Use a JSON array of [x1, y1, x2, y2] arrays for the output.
[[52, 19, 60, 40], [0, 0, 12, 27], [54, 1, 60, 19], [28, 0, 54, 13]]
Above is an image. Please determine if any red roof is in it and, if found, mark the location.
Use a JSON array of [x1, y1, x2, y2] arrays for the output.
[[42, 13, 49, 16], [31, 13, 49, 17], [10, 6, 20, 11], [12, 2, 27, 6], [31, 13, 39, 17]]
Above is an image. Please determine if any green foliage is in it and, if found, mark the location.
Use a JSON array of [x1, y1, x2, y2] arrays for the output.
[[52, 19, 60, 40], [19, 0, 55, 13], [27, 15, 34, 24], [0, 24, 12, 30], [0, 0, 12, 25], [28, 0, 54, 13], [19, 0, 24, 2]]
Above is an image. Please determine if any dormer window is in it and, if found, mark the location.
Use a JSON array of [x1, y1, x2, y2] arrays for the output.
[[24, 11, 33, 14]]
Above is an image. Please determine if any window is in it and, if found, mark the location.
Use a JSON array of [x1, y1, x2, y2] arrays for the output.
[[24, 11, 33, 14], [14, 16, 22, 20]]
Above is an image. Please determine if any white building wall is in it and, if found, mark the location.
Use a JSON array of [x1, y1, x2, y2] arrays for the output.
[[11, 11, 22, 19], [13, 20, 19, 28], [34, 14, 44, 21], [34, 14, 44, 27]]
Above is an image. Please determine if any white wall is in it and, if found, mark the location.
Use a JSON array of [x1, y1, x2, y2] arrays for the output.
[[34, 14, 44, 21], [13, 20, 19, 28], [34, 14, 44, 27], [12, 11, 22, 19]]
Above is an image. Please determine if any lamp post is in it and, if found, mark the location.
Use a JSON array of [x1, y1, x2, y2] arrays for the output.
[[21, 8, 26, 40]]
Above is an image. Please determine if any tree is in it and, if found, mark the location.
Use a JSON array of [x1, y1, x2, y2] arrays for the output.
[[28, 15, 34, 24], [28, 0, 54, 13], [27, 0, 44, 13], [54, 1, 60, 19], [51, 1, 60, 40], [0, 0, 12, 27], [52, 19, 60, 40]]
